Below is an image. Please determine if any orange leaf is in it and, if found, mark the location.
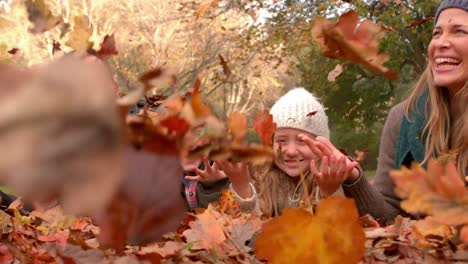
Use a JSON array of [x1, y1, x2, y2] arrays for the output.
[[190, 79, 212, 118], [254, 196, 365, 264], [227, 112, 247, 143], [312, 11, 398, 80], [182, 206, 227, 251], [253, 111, 277, 146], [219, 189, 240, 218], [390, 159, 468, 227], [460, 225, 468, 244]]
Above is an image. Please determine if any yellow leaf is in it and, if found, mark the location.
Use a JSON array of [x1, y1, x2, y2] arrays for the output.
[[65, 16, 93, 52]]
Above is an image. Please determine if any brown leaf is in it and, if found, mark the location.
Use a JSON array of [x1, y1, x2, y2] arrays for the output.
[[25, 0, 62, 34], [96, 34, 118, 60], [52, 40, 61, 55], [218, 54, 232, 78], [7, 48, 19, 55], [254, 196, 365, 264], [227, 112, 247, 143], [96, 148, 186, 247], [306, 111, 318, 117], [405, 17, 434, 28], [253, 111, 277, 146], [65, 16, 94, 52], [312, 11, 398, 80]]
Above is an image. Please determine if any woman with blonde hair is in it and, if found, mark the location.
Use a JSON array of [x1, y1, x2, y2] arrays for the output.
[[308, 0, 468, 224]]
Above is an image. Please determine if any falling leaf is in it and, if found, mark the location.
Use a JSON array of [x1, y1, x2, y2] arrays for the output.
[[52, 40, 61, 55], [327, 64, 343, 82], [306, 111, 318, 117], [227, 112, 247, 144], [218, 54, 232, 78], [25, 0, 62, 34], [59, 22, 71, 39], [96, 34, 118, 60], [8, 48, 19, 55], [405, 17, 433, 28], [96, 148, 186, 247], [254, 196, 365, 264], [354, 149, 369, 163], [65, 16, 93, 52], [253, 111, 277, 146], [312, 11, 398, 80], [391, 159, 468, 226]]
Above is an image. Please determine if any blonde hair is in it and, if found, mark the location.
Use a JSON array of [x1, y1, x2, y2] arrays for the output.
[[405, 64, 468, 177], [251, 163, 318, 217]]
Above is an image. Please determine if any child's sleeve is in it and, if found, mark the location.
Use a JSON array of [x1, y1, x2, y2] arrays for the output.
[[229, 183, 261, 215]]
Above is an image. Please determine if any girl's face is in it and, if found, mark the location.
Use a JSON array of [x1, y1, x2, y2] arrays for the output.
[[272, 127, 316, 178], [429, 8, 468, 94]]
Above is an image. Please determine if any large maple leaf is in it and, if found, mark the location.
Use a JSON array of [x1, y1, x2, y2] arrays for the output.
[[312, 10, 398, 80], [254, 196, 365, 264], [390, 159, 468, 226]]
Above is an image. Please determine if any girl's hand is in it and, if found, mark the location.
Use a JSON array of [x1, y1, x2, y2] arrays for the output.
[[217, 161, 252, 199], [184, 159, 227, 182], [310, 155, 357, 197], [299, 135, 360, 197]]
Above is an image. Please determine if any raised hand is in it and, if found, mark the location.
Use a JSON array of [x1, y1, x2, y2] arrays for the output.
[[184, 159, 227, 182], [217, 161, 252, 199], [299, 134, 360, 197]]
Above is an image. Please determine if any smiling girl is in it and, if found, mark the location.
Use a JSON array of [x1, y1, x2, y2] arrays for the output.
[[191, 88, 360, 216]]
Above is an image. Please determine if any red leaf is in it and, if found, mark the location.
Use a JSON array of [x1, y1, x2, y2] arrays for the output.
[[160, 116, 190, 136], [253, 111, 277, 146], [52, 40, 61, 55], [38, 230, 70, 246], [306, 111, 318, 117], [96, 34, 118, 60]]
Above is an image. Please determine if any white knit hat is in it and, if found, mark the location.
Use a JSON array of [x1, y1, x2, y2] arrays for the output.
[[270, 87, 329, 139]]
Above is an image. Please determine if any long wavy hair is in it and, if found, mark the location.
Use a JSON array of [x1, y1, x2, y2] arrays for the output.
[[405, 64, 468, 177], [251, 162, 318, 217]]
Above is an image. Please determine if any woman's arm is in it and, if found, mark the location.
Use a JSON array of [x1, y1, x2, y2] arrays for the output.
[[342, 102, 409, 224]]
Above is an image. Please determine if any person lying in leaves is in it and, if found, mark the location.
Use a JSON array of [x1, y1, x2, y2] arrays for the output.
[[186, 87, 362, 216]]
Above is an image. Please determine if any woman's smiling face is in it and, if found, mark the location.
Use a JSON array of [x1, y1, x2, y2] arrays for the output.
[[429, 8, 468, 94], [272, 127, 316, 178]]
